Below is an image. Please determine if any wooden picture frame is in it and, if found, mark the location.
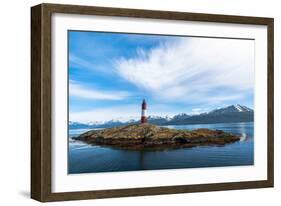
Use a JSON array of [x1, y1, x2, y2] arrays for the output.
[[31, 3, 274, 202]]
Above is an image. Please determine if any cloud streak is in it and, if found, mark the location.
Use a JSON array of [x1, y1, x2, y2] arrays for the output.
[[69, 53, 94, 70], [69, 81, 130, 100], [69, 53, 113, 74], [69, 104, 181, 123], [70, 105, 139, 123], [115, 37, 254, 104]]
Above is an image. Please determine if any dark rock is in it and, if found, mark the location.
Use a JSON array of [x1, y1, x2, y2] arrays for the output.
[[74, 124, 240, 150]]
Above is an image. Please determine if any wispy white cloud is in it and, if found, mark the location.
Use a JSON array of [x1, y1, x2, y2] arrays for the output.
[[69, 81, 130, 100], [191, 108, 206, 115], [69, 53, 112, 74], [115, 37, 254, 104], [70, 105, 139, 123], [69, 53, 94, 70], [69, 104, 181, 123]]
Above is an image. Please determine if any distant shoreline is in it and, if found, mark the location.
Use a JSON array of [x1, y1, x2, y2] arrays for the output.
[[69, 121, 254, 131], [69, 105, 254, 129]]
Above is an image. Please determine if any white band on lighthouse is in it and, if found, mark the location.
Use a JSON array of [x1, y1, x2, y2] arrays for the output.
[[141, 109, 146, 116]]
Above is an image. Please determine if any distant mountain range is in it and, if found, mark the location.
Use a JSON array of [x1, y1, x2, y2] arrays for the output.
[[69, 104, 254, 129]]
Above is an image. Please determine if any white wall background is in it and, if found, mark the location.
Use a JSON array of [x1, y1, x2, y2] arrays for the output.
[[0, 0, 280, 205]]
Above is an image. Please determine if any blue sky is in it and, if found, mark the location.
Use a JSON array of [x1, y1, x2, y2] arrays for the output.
[[68, 31, 254, 123]]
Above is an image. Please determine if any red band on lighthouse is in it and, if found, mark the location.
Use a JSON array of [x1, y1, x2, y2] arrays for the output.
[[141, 99, 147, 123]]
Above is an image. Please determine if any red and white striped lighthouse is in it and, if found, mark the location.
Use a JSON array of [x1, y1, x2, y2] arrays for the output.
[[141, 99, 147, 124]]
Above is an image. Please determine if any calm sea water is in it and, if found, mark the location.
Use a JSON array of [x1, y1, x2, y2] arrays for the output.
[[68, 122, 254, 174]]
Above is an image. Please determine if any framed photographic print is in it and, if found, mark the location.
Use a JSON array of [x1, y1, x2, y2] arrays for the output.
[[31, 3, 274, 202]]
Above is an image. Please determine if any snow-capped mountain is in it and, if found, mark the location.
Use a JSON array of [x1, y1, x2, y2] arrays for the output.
[[68, 121, 94, 129], [209, 104, 253, 114], [146, 115, 171, 125], [69, 104, 254, 129], [172, 113, 191, 121]]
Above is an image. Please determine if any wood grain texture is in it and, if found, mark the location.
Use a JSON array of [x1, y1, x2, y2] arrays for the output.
[[31, 3, 274, 202], [42, 3, 273, 25], [31, 4, 42, 201], [267, 20, 274, 186]]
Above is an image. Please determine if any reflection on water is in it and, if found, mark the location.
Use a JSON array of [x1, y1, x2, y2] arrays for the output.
[[68, 122, 254, 174]]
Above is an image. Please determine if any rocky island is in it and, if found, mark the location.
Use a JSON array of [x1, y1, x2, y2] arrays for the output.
[[74, 124, 240, 150]]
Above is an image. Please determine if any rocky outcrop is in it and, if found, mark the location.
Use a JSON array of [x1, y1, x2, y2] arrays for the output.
[[74, 124, 240, 149]]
